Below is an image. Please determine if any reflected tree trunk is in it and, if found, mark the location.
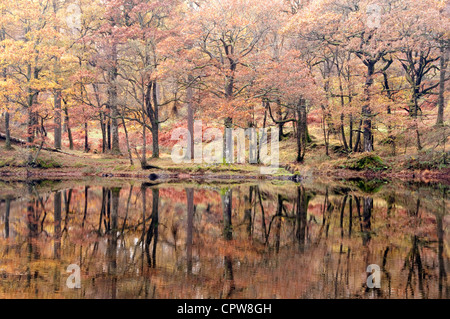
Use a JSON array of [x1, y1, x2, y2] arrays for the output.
[[339, 195, 348, 239], [26, 184, 39, 265], [348, 196, 353, 238], [82, 186, 89, 228], [98, 187, 107, 234], [222, 189, 233, 241], [54, 191, 61, 259], [186, 188, 194, 275], [63, 189, 72, 233], [296, 186, 308, 251], [145, 188, 159, 268], [108, 187, 121, 299], [362, 197, 372, 246], [221, 188, 234, 298], [243, 186, 253, 239], [4, 197, 10, 238], [53, 191, 61, 292], [256, 187, 267, 242], [275, 194, 283, 253], [437, 214, 448, 299]]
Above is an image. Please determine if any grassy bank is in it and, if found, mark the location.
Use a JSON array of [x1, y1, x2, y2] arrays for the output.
[[0, 129, 449, 183]]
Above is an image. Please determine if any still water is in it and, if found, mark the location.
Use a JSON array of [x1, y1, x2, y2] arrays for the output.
[[0, 178, 448, 299]]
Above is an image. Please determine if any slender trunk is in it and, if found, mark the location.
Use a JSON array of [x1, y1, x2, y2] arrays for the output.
[[354, 119, 362, 153], [222, 189, 232, 241], [27, 105, 34, 164], [84, 122, 89, 152], [221, 188, 234, 297], [362, 197, 373, 246], [244, 186, 253, 239], [349, 113, 353, 151], [321, 106, 329, 156], [151, 81, 159, 158], [54, 191, 61, 258], [121, 116, 133, 165], [151, 125, 159, 159], [277, 99, 284, 141], [4, 111, 11, 149], [107, 108, 111, 151], [340, 113, 348, 151], [54, 90, 62, 149], [145, 188, 159, 268], [4, 197, 10, 238], [186, 188, 194, 274], [100, 112, 106, 153], [338, 74, 348, 151], [107, 41, 120, 155], [296, 98, 307, 162], [82, 186, 89, 228], [224, 117, 232, 163], [64, 106, 73, 150], [296, 186, 308, 251], [1, 30, 11, 150], [257, 102, 267, 163], [142, 123, 147, 167], [437, 44, 448, 126], [186, 75, 194, 160], [363, 62, 375, 152]]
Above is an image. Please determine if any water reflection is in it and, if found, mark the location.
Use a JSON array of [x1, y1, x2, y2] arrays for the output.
[[0, 179, 448, 299]]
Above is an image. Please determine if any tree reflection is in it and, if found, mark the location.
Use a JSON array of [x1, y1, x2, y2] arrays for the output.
[[0, 181, 447, 299], [221, 188, 234, 298]]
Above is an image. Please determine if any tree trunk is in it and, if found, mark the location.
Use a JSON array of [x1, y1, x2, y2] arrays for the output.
[[64, 107, 73, 150], [354, 119, 362, 152], [363, 61, 375, 152], [107, 108, 111, 151], [108, 43, 121, 155], [27, 105, 34, 164], [100, 112, 106, 153], [349, 113, 353, 151], [151, 125, 159, 159], [84, 122, 89, 152], [4, 111, 11, 150], [224, 117, 232, 163], [151, 81, 159, 158], [54, 90, 62, 150], [437, 44, 448, 126], [321, 106, 330, 156], [277, 99, 284, 141], [121, 116, 133, 165], [296, 98, 307, 162], [141, 122, 147, 167], [186, 75, 194, 160]]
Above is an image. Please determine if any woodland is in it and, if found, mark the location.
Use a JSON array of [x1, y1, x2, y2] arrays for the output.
[[0, 0, 449, 178]]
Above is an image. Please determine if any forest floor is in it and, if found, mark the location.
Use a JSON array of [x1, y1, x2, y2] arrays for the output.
[[0, 124, 449, 183]]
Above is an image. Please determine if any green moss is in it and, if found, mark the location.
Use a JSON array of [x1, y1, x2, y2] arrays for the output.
[[35, 158, 62, 169], [353, 179, 387, 193], [339, 154, 388, 171]]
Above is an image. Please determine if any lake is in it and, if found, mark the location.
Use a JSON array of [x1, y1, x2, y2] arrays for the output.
[[0, 177, 448, 299]]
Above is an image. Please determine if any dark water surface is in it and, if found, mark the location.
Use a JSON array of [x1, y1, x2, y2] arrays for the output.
[[0, 178, 448, 299]]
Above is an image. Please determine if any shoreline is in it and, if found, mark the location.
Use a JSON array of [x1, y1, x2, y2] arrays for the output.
[[0, 166, 449, 184]]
